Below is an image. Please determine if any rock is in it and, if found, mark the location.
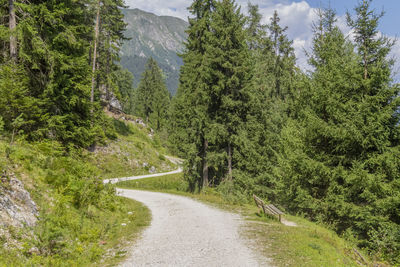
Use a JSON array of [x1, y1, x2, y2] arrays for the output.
[[28, 247, 40, 255], [0, 172, 38, 228], [149, 166, 156, 174]]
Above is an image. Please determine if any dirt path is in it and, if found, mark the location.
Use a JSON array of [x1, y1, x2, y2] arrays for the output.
[[103, 168, 182, 184], [117, 189, 266, 267]]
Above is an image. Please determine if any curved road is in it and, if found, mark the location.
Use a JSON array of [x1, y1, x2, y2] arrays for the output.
[[117, 189, 263, 267], [106, 166, 266, 266]]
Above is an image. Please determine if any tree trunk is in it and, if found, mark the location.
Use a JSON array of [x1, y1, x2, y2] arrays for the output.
[[105, 37, 111, 110], [363, 52, 368, 80], [9, 0, 17, 62], [227, 142, 232, 181], [202, 138, 209, 188], [91, 0, 101, 109]]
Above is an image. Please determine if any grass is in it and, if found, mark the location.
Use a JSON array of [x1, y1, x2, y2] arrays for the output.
[[117, 173, 371, 267], [0, 118, 171, 266], [89, 119, 174, 179]]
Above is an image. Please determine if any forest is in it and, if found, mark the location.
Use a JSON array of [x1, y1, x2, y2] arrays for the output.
[[0, 0, 399, 264]]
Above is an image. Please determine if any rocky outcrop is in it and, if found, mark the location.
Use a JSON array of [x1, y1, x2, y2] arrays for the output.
[[0, 171, 38, 228]]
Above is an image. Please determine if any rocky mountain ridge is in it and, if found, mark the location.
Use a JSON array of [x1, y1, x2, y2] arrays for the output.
[[120, 9, 188, 95]]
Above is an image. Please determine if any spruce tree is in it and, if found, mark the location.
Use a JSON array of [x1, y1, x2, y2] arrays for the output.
[[96, 0, 128, 109], [204, 0, 251, 181], [277, 5, 400, 262], [134, 58, 170, 130], [113, 67, 135, 114], [169, 0, 216, 189]]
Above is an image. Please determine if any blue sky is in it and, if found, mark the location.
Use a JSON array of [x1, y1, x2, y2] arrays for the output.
[[125, 0, 400, 80], [297, 0, 399, 36]]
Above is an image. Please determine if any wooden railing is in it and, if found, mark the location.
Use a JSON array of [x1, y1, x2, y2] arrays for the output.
[[253, 194, 284, 222]]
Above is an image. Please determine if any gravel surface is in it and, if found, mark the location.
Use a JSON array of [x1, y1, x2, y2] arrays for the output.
[[103, 168, 182, 184], [117, 189, 266, 267]]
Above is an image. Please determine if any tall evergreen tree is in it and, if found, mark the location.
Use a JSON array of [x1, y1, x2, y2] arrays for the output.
[[277, 4, 400, 262], [134, 58, 170, 130], [113, 67, 135, 114], [169, 0, 217, 189], [204, 0, 251, 181], [96, 0, 128, 109]]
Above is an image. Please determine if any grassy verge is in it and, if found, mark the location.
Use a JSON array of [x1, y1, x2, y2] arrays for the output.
[[117, 173, 373, 267], [0, 118, 169, 266]]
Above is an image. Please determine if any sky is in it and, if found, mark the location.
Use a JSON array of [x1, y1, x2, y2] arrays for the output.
[[124, 0, 400, 80]]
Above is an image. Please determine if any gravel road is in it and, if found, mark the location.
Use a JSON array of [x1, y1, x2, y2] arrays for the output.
[[117, 189, 265, 267]]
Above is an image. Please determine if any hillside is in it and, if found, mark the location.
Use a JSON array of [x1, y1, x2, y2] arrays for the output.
[[120, 9, 188, 95], [0, 116, 176, 265]]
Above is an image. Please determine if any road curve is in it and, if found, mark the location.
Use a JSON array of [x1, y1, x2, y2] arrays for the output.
[[103, 168, 183, 184], [117, 189, 264, 267]]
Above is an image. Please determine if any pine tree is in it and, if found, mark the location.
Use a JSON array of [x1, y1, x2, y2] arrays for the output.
[[96, 0, 128, 109], [235, 7, 298, 201], [169, 0, 217, 189], [277, 4, 400, 262], [113, 67, 135, 114], [246, 3, 265, 51], [204, 0, 251, 181], [134, 58, 170, 130]]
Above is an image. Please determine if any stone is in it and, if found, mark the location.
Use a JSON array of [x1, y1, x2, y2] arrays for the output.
[[0, 172, 38, 229], [149, 166, 156, 174]]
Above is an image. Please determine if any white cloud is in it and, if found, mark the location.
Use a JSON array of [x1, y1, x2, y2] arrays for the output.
[[124, 0, 190, 20], [124, 0, 400, 79], [125, 0, 318, 69], [390, 40, 400, 82]]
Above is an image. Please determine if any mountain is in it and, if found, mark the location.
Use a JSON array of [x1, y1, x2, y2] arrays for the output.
[[120, 9, 188, 96]]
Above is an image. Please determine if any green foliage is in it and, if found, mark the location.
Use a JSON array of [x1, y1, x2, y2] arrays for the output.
[[118, 173, 189, 192], [275, 5, 400, 263], [170, 0, 253, 189], [113, 67, 135, 114], [134, 58, 170, 130], [0, 63, 39, 138], [0, 137, 151, 266], [169, 0, 399, 264], [0, 0, 129, 148]]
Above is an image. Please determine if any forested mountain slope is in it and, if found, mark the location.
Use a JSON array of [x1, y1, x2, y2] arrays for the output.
[[120, 9, 188, 95]]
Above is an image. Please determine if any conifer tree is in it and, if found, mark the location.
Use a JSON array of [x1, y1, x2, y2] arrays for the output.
[[9, 0, 17, 61], [134, 58, 170, 130], [277, 5, 400, 261], [169, 0, 217, 189], [204, 0, 251, 181], [97, 0, 128, 109], [113, 67, 135, 114]]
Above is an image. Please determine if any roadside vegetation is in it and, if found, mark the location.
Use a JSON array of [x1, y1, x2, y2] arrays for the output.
[[0, 118, 177, 266], [118, 173, 387, 267], [168, 0, 400, 264]]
